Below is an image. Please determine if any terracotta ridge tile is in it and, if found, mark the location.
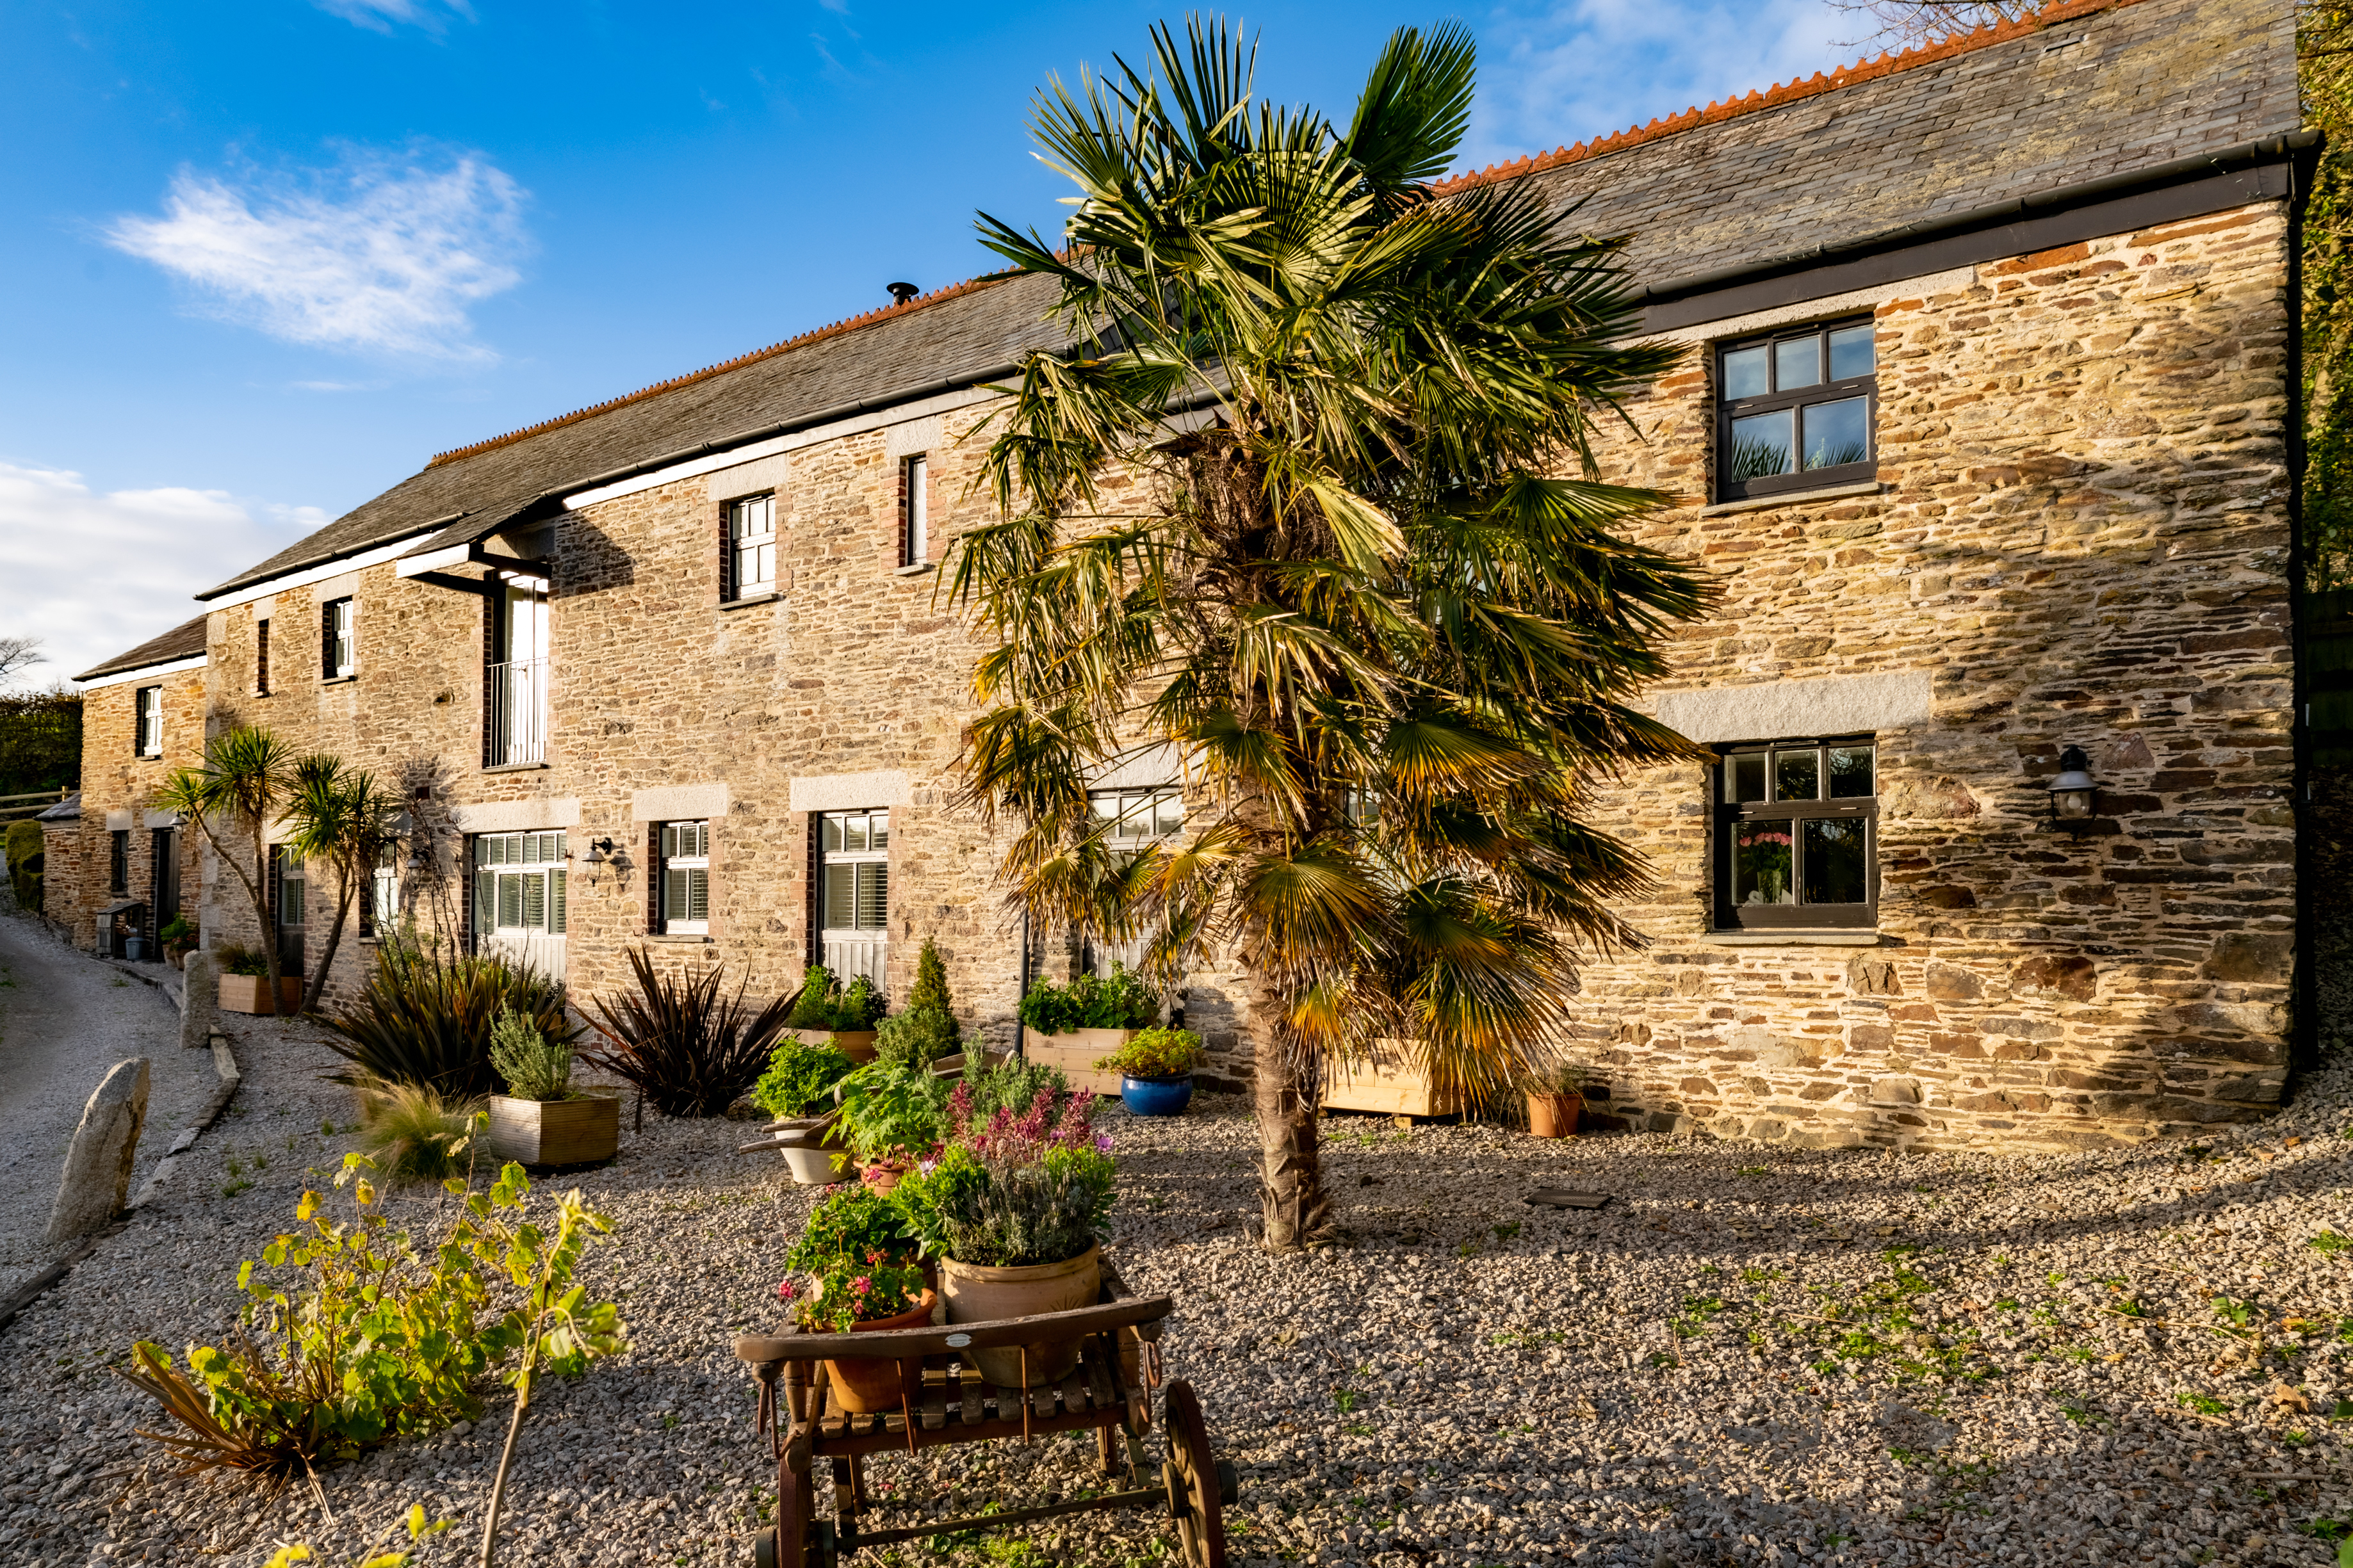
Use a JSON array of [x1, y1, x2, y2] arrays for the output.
[[426, 271, 1018, 469], [1431, 0, 2148, 202]]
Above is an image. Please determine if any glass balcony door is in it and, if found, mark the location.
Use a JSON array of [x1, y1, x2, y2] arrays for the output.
[[487, 577, 549, 766]]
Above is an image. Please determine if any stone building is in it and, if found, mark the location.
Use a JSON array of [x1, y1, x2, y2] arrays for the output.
[[88, 0, 2315, 1145], [45, 615, 209, 955]]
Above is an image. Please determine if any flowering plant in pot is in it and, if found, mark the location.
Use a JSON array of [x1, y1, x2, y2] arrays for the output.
[[1095, 1026, 1203, 1117], [778, 1186, 934, 1412], [890, 1082, 1113, 1387]]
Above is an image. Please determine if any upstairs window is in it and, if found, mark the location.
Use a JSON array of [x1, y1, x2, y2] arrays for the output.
[[729, 494, 776, 599], [1716, 318, 1877, 503], [473, 831, 567, 938], [1089, 787, 1182, 848], [364, 845, 399, 937], [134, 685, 163, 757], [1715, 737, 1878, 929], [900, 455, 929, 567], [255, 617, 272, 695], [322, 597, 355, 679], [656, 820, 710, 935]]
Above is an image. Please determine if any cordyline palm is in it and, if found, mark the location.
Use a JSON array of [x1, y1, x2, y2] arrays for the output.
[[152, 725, 298, 1016], [949, 19, 1714, 1250], [282, 755, 405, 1016]]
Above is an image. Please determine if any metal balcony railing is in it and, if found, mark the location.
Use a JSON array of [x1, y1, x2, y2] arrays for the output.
[[487, 659, 547, 767]]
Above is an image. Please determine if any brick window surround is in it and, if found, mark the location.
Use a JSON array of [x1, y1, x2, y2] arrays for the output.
[[1715, 316, 1877, 503], [1713, 736, 1878, 930]]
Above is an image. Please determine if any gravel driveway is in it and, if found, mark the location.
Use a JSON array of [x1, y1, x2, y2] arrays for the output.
[[1, 1012, 2347, 1568], [0, 909, 215, 1300]]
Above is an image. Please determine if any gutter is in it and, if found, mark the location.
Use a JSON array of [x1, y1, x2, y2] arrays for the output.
[[1633, 129, 2324, 307]]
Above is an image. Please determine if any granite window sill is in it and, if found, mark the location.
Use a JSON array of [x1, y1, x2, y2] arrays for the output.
[[721, 591, 780, 611], [1702, 928, 1885, 947], [644, 932, 712, 944], [1697, 480, 1883, 517], [482, 761, 550, 775], [322, 674, 358, 687]]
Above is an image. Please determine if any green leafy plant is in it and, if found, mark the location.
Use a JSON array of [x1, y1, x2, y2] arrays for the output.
[[356, 1082, 483, 1185], [750, 1039, 858, 1119], [957, 1056, 1070, 1122], [218, 942, 273, 978], [580, 947, 795, 1116], [258, 1503, 455, 1568], [2311, 1230, 2350, 1256], [1016, 967, 1159, 1035], [159, 914, 197, 949], [779, 1254, 930, 1333], [1095, 1026, 1202, 1079], [873, 1008, 959, 1071], [784, 1186, 915, 1273], [488, 1005, 575, 1103], [322, 934, 571, 1098], [827, 1061, 950, 1165], [5, 818, 44, 912], [906, 937, 961, 1043], [787, 964, 889, 1031]]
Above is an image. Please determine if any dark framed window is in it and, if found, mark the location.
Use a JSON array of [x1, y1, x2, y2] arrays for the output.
[[728, 493, 776, 599], [108, 830, 129, 894], [900, 455, 928, 567], [656, 820, 710, 934], [1716, 317, 1877, 503], [1714, 736, 1878, 929], [134, 686, 162, 757], [322, 597, 355, 679], [255, 617, 272, 695]]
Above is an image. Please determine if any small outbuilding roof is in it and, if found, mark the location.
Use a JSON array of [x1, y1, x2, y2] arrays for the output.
[[35, 793, 79, 823], [73, 613, 212, 684]]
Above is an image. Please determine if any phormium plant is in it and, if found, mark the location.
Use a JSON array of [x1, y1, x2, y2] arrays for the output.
[[580, 946, 795, 1116]]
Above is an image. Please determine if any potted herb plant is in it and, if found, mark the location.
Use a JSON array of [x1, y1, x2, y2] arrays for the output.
[[1017, 967, 1159, 1094], [482, 1005, 617, 1166], [159, 916, 198, 969], [215, 941, 302, 1014], [787, 964, 888, 1061], [826, 1060, 949, 1190], [1525, 1065, 1584, 1140], [890, 1080, 1113, 1386], [749, 1037, 859, 1184], [778, 1186, 935, 1412], [1095, 1026, 1203, 1117]]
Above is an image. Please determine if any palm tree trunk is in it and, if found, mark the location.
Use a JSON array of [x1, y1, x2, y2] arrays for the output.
[[302, 873, 352, 1017], [1251, 1049, 1328, 1251]]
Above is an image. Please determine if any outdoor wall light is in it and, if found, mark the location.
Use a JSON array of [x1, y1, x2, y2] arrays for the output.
[[584, 837, 623, 887], [584, 837, 614, 864], [405, 843, 432, 876], [2047, 745, 2099, 834]]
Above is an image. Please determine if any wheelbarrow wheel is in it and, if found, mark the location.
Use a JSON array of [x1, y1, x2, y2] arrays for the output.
[[1162, 1379, 1229, 1568]]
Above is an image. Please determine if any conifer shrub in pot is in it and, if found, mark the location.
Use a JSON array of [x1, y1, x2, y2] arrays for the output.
[[1096, 1026, 1203, 1117], [484, 1005, 619, 1167], [892, 1081, 1113, 1386], [778, 1187, 933, 1413]]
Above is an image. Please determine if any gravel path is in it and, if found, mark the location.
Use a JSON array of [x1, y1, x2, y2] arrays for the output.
[[0, 909, 215, 1299], [1, 1013, 2347, 1567]]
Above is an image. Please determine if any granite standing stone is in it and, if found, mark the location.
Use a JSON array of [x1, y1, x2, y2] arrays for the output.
[[178, 949, 217, 1051], [44, 1057, 149, 1244]]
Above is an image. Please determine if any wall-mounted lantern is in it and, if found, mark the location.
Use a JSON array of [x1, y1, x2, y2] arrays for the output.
[[2047, 745, 2099, 834], [584, 836, 622, 886]]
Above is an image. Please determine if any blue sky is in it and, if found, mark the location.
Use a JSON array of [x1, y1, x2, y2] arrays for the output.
[[0, 0, 1858, 684]]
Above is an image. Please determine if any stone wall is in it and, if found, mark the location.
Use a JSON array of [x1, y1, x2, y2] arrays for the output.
[[1548, 200, 2296, 1150], [48, 669, 206, 954]]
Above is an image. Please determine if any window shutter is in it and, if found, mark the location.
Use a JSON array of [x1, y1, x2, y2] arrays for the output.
[[857, 862, 887, 930], [523, 871, 546, 930], [550, 868, 566, 934], [688, 866, 708, 923], [498, 873, 521, 930], [806, 813, 822, 964]]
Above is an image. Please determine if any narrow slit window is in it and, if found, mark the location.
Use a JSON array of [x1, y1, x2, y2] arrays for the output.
[[255, 617, 272, 695], [902, 455, 929, 567], [322, 597, 355, 679]]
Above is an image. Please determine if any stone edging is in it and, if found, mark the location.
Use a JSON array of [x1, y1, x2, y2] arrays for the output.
[[0, 1031, 243, 1338]]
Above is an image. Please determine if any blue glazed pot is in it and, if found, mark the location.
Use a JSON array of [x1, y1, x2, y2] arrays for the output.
[[1120, 1073, 1194, 1117]]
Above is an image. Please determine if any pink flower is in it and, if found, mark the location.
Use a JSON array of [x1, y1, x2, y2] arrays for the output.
[[776, 1279, 799, 1301], [851, 1276, 872, 1297], [1094, 1132, 1114, 1153]]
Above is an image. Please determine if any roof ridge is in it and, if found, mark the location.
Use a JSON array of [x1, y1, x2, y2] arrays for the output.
[[426, 271, 1018, 469], [1432, 0, 2148, 200]]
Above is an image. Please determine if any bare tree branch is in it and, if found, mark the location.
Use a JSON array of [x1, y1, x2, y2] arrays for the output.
[[0, 636, 46, 685]]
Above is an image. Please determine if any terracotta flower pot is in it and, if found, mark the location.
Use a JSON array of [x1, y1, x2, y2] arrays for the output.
[[1527, 1090, 1583, 1139], [824, 1288, 939, 1414], [939, 1245, 1100, 1387], [859, 1162, 905, 1193]]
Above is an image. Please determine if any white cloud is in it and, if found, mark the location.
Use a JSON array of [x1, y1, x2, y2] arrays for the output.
[[312, 0, 476, 34], [0, 463, 323, 689], [1467, 0, 1852, 171], [104, 145, 530, 361]]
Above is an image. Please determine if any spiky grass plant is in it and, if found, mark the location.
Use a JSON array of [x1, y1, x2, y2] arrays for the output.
[[356, 1079, 481, 1184]]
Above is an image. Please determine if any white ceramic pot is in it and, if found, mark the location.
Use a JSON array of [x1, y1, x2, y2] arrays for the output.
[[780, 1142, 851, 1185]]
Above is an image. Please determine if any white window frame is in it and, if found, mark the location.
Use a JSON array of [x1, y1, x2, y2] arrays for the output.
[[1089, 786, 1183, 848], [731, 493, 777, 599], [902, 456, 928, 567], [366, 845, 400, 937], [657, 820, 710, 935], [323, 597, 355, 679], [472, 831, 568, 939], [818, 808, 888, 983], [134, 685, 163, 757]]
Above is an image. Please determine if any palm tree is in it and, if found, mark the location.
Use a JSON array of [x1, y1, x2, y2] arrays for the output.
[[948, 19, 1715, 1250], [152, 725, 298, 1015], [282, 755, 405, 1015]]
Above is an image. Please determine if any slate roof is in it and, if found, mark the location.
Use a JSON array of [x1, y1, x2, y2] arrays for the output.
[[198, 0, 2296, 604], [36, 793, 79, 823], [74, 613, 211, 683]]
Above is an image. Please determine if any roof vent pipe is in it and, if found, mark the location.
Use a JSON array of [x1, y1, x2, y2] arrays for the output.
[[886, 282, 920, 305]]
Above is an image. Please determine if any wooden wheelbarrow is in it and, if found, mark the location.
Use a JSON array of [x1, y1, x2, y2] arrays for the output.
[[733, 1266, 1234, 1567]]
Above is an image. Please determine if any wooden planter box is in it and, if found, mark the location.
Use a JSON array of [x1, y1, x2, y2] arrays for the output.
[[1321, 1039, 1463, 1119], [483, 1092, 621, 1167], [1022, 1029, 1139, 1095], [794, 1028, 877, 1063], [218, 974, 304, 1014]]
